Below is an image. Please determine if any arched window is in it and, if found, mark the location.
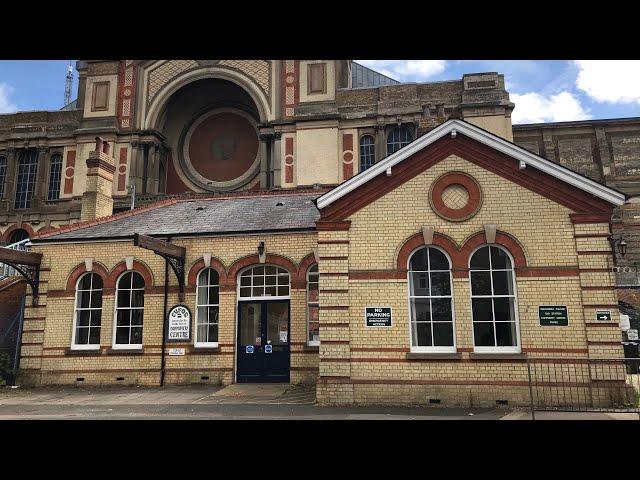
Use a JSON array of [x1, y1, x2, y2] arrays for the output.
[[14, 149, 39, 209], [307, 264, 319, 345], [114, 271, 145, 348], [239, 265, 290, 299], [359, 135, 375, 172], [386, 125, 413, 156], [195, 268, 220, 347], [71, 273, 103, 349], [0, 155, 7, 199], [469, 245, 520, 352], [47, 153, 63, 201], [408, 246, 455, 352], [8, 229, 29, 245]]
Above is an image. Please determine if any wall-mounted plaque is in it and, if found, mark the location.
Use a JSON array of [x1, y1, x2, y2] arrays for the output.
[[166, 304, 192, 342], [365, 307, 393, 327], [539, 306, 569, 326]]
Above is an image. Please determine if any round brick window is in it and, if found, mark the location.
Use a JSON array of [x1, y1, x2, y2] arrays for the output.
[[430, 172, 482, 222]]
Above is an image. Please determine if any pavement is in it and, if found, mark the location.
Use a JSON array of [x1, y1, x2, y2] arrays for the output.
[[0, 384, 638, 420]]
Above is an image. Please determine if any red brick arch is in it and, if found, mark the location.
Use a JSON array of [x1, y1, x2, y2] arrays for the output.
[[187, 257, 228, 287], [295, 252, 318, 289], [227, 253, 298, 288], [396, 229, 527, 277], [459, 230, 527, 269], [2, 223, 36, 244], [396, 231, 460, 272], [65, 262, 111, 292], [107, 259, 154, 289]]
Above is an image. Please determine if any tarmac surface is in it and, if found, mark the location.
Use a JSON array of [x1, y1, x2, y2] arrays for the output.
[[0, 384, 638, 420]]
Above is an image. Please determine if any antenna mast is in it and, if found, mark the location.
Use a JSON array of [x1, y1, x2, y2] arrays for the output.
[[64, 61, 73, 107]]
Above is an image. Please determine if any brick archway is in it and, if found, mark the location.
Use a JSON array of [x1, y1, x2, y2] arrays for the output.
[[2, 224, 36, 244], [396, 231, 460, 272], [295, 252, 317, 289], [107, 260, 155, 289], [459, 230, 527, 269], [187, 256, 228, 287], [227, 253, 298, 289], [396, 229, 527, 278], [65, 262, 111, 292]]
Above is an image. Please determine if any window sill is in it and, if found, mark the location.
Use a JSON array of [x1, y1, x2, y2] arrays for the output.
[[107, 347, 144, 355], [406, 353, 462, 361], [469, 353, 527, 361], [66, 347, 102, 356]]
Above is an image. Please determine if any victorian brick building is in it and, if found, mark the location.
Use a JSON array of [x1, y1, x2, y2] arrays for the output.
[[0, 60, 638, 405]]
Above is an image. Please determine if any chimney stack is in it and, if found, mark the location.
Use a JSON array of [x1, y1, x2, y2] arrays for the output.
[[80, 137, 116, 221]]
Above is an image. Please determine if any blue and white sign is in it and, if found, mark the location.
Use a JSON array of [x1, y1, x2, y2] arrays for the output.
[[265, 345, 273, 354], [246, 345, 254, 354], [166, 304, 192, 341]]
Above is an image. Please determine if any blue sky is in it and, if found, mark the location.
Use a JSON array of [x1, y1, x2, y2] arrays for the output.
[[1, 60, 639, 124]]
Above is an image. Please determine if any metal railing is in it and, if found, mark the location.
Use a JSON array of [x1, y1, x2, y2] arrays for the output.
[[0, 239, 30, 280], [526, 357, 640, 418]]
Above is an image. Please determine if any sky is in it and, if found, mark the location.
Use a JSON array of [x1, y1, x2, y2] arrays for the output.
[[1, 60, 639, 124]]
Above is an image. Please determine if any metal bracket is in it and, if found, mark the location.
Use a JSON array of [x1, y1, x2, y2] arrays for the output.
[[3, 261, 40, 305], [166, 255, 185, 302]]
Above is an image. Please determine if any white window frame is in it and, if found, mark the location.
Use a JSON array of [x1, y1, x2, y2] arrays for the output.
[[111, 270, 145, 350], [237, 265, 291, 301], [469, 244, 521, 354], [194, 267, 220, 348], [70, 272, 103, 351], [307, 264, 320, 346], [407, 246, 456, 354]]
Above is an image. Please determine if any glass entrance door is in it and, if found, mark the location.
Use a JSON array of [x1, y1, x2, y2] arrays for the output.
[[237, 300, 290, 383]]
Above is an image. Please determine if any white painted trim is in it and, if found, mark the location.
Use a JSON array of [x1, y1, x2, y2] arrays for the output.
[[316, 119, 626, 209]]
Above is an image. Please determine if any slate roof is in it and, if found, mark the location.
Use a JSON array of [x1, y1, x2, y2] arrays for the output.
[[35, 192, 322, 242]]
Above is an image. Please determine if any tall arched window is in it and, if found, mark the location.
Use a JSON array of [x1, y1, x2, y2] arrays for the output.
[[408, 246, 455, 352], [307, 264, 319, 345], [114, 271, 145, 348], [0, 155, 7, 199], [71, 272, 103, 349], [359, 135, 375, 172], [14, 149, 39, 209], [386, 125, 413, 156], [239, 265, 290, 299], [195, 268, 220, 347], [47, 153, 63, 201], [469, 245, 520, 352]]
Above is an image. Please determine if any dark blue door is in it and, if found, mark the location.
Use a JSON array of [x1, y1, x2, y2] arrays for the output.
[[237, 300, 290, 383]]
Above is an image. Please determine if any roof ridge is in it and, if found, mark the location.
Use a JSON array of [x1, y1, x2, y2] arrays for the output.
[[34, 197, 180, 239], [175, 188, 330, 203]]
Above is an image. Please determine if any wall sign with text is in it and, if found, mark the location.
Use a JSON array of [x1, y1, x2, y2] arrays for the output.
[[365, 307, 393, 327], [539, 305, 569, 326], [166, 304, 192, 341]]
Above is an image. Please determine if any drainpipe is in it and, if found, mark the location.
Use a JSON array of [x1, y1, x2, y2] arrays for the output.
[[160, 239, 169, 387]]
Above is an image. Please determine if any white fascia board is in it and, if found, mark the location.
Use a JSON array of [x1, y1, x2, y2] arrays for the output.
[[316, 119, 626, 209]]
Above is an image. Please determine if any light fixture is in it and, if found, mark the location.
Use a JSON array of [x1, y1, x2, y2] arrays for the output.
[[608, 235, 627, 257]]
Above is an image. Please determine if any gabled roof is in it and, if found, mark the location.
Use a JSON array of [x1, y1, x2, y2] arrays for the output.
[[317, 119, 626, 209]]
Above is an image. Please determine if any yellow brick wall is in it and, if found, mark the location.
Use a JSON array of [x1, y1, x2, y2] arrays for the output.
[[20, 231, 319, 386]]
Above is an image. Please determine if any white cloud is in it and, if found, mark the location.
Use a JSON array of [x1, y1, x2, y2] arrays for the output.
[[510, 91, 591, 124], [0, 83, 17, 113], [575, 60, 640, 104], [355, 60, 447, 82]]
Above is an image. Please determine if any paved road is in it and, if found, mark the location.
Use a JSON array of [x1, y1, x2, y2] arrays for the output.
[[0, 385, 637, 420]]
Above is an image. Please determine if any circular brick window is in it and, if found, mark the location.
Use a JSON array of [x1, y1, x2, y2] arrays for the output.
[[430, 172, 482, 222]]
